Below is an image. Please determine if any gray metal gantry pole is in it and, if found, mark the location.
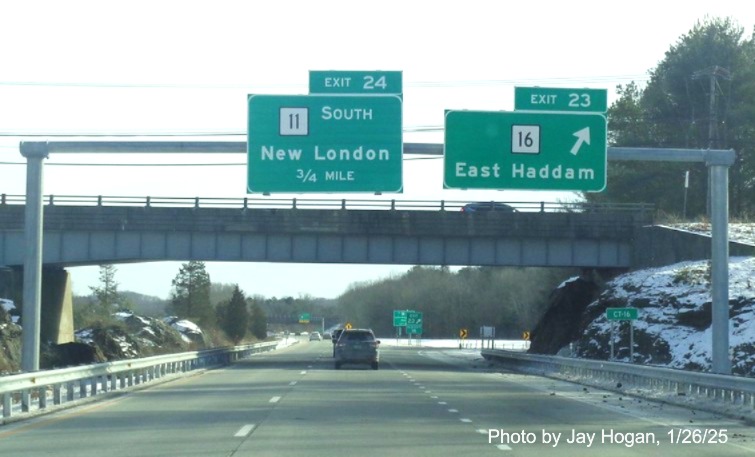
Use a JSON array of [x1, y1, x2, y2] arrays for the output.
[[20, 142, 49, 372], [611, 147, 735, 374], [709, 159, 731, 374]]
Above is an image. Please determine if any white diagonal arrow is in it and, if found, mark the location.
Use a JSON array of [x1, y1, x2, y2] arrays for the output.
[[570, 127, 591, 155]]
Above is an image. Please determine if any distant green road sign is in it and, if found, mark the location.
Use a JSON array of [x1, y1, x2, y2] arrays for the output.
[[444, 110, 606, 192], [309, 70, 402, 95], [393, 310, 408, 327], [515, 87, 608, 113], [299, 313, 311, 324], [247, 94, 403, 193], [406, 311, 423, 334], [606, 308, 639, 321]]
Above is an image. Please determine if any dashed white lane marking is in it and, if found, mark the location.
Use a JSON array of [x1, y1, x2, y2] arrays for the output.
[[496, 444, 513, 451], [430, 395, 438, 399], [448, 409, 459, 413], [460, 418, 472, 423], [438, 401, 447, 405], [477, 429, 488, 434], [269, 396, 281, 403], [300, 370, 307, 375], [289, 381, 297, 386], [234, 424, 256, 437]]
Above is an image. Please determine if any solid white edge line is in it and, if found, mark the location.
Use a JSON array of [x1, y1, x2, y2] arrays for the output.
[[234, 424, 256, 437], [269, 396, 282, 403]]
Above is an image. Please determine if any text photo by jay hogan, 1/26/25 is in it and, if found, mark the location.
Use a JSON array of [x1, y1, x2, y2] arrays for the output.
[[487, 428, 732, 448]]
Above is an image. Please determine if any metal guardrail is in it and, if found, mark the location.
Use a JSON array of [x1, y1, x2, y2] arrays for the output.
[[481, 350, 755, 417], [0, 341, 281, 424], [0, 193, 655, 214]]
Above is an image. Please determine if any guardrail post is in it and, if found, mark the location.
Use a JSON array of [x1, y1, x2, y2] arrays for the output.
[[243, 198, 248, 209], [66, 382, 75, 401], [79, 379, 88, 398], [145, 196, 151, 207], [38, 387, 47, 409], [440, 200, 445, 211], [54, 384, 63, 405], [292, 198, 297, 209], [2, 393, 11, 418], [1, 194, 5, 205], [341, 199, 346, 210], [97, 195, 103, 206], [21, 390, 31, 412], [391, 199, 395, 210], [194, 197, 200, 208], [540, 202, 545, 213], [49, 195, 54, 206]]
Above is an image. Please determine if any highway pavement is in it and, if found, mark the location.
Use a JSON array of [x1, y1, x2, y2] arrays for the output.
[[0, 338, 753, 456]]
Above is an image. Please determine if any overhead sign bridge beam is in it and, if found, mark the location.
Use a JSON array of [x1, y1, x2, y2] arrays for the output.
[[19, 141, 737, 165]]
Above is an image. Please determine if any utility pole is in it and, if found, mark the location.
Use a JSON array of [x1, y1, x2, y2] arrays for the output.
[[692, 66, 731, 217]]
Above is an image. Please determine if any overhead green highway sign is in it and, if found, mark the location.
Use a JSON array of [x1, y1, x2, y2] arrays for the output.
[[444, 110, 606, 192], [247, 94, 403, 193], [309, 70, 402, 95], [515, 87, 608, 113]]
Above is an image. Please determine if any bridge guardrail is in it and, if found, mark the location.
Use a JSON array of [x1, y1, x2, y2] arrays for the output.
[[481, 349, 755, 418], [0, 193, 654, 214], [0, 340, 282, 424]]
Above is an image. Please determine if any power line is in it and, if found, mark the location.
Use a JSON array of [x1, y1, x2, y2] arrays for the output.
[[0, 74, 650, 90]]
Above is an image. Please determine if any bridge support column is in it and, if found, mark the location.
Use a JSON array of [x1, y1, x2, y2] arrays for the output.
[[40, 267, 75, 345], [0, 267, 21, 304], [5, 267, 75, 345]]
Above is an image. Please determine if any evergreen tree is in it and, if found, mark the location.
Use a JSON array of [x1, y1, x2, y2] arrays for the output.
[[170, 261, 213, 327], [249, 299, 268, 340], [219, 285, 249, 344], [89, 264, 120, 311]]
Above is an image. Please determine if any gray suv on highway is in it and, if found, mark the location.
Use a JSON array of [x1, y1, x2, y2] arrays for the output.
[[334, 329, 380, 370]]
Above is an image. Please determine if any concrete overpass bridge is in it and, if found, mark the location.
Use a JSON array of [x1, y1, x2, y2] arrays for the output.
[[0, 195, 654, 269]]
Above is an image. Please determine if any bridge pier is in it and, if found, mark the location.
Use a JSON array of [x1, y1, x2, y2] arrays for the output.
[[40, 268, 75, 344], [2, 266, 74, 344]]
